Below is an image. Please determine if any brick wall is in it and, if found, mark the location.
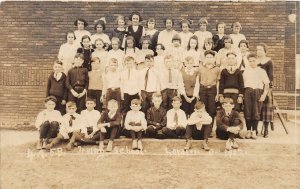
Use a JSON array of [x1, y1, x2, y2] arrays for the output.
[[0, 1, 297, 128]]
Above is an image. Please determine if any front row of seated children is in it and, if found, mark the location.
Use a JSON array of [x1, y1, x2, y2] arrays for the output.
[[35, 92, 244, 152]]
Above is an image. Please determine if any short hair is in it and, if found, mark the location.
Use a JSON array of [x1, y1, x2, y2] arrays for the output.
[[247, 53, 257, 60], [187, 35, 199, 51], [172, 96, 182, 102], [115, 15, 125, 24], [54, 60, 63, 65], [94, 20, 106, 30], [194, 101, 205, 110], [204, 50, 216, 57], [86, 97, 96, 103], [131, 98, 142, 105], [45, 96, 57, 104], [91, 57, 100, 63], [222, 97, 234, 104], [81, 35, 91, 42], [164, 18, 174, 26], [238, 39, 249, 48], [156, 43, 165, 51], [185, 56, 195, 63], [109, 58, 118, 64], [232, 21, 242, 30], [107, 99, 119, 108], [203, 38, 215, 50], [257, 43, 268, 53], [145, 54, 154, 60], [199, 18, 208, 25], [226, 52, 237, 57], [111, 37, 121, 45], [216, 21, 226, 31], [66, 101, 77, 108], [179, 19, 192, 28], [140, 36, 151, 46], [74, 18, 88, 27], [152, 92, 162, 99], [223, 35, 233, 43], [95, 38, 105, 46], [172, 34, 181, 44], [164, 54, 173, 61], [65, 31, 76, 40], [74, 53, 84, 60], [129, 11, 143, 21], [124, 56, 135, 63], [147, 18, 156, 25]]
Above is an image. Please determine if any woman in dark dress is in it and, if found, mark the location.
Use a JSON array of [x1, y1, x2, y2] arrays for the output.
[[256, 43, 274, 138], [212, 21, 226, 52]]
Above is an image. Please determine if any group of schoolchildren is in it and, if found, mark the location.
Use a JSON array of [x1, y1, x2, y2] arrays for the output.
[[35, 11, 275, 152]]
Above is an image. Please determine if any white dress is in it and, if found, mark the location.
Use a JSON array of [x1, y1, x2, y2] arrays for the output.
[[58, 42, 78, 74]]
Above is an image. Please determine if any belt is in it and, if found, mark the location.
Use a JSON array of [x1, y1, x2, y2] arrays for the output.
[[108, 87, 120, 91], [200, 84, 216, 89], [224, 88, 239, 94]]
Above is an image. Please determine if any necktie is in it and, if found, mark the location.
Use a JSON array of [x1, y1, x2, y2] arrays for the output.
[[174, 111, 178, 126], [144, 68, 150, 90], [168, 69, 172, 83], [128, 69, 131, 80], [69, 115, 75, 127]]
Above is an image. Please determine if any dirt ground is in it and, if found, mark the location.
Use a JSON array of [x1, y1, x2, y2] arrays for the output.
[[1, 120, 300, 189]]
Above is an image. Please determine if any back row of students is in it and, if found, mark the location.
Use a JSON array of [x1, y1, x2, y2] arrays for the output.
[[59, 13, 247, 74], [42, 47, 273, 151]]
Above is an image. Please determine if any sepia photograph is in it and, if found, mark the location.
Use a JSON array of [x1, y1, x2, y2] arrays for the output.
[[0, 0, 299, 188]]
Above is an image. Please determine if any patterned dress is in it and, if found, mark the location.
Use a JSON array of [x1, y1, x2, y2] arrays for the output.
[[258, 59, 274, 122]]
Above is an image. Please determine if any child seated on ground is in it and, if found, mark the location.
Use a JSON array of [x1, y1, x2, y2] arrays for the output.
[[184, 101, 212, 151], [79, 98, 101, 145], [35, 96, 62, 150], [124, 99, 147, 150], [97, 99, 122, 152], [46, 101, 85, 150], [146, 93, 167, 139], [162, 96, 187, 138], [216, 98, 243, 151]]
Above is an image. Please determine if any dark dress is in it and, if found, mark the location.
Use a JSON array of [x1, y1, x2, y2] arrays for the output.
[[258, 59, 274, 122], [127, 25, 144, 48], [110, 28, 128, 50], [212, 34, 225, 52], [77, 48, 94, 71], [145, 30, 160, 53]]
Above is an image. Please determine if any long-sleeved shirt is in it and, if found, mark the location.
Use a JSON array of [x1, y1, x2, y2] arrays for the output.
[[107, 49, 125, 71], [139, 67, 160, 92], [146, 106, 167, 128], [66, 66, 89, 90], [198, 64, 220, 86], [58, 42, 78, 74], [81, 109, 101, 132], [243, 67, 270, 89], [120, 68, 141, 95], [187, 110, 212, 130], [35, 109, 62, 129], [178, 31, 194, 50], [219, 69, 244, 95], [74, 30, 91, 48], [91, 50, 108, 67], [102, 71, 122, 95], [194, 30, 213, 50], [124, 110, 147, 131], [46, 72, 67, 100], [157, 29, 178, 50], [229, 33, 246, 49], [59, 113, 87, 139], [166, 109, 187, 129], [159, 67, 184, 91], [91, 33, 111, 46], [88, 68, 104, 90], [216, 109, 243, 132], [97, 110, 122, 127]]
